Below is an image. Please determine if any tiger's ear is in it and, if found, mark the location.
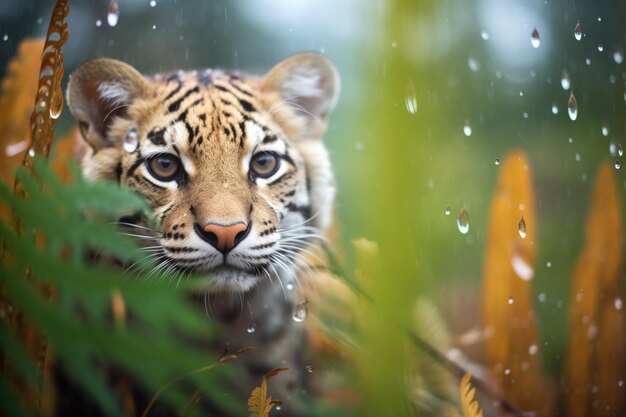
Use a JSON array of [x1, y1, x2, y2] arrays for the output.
[[67, 58, 154, 152], [260, 53, 340, 138]]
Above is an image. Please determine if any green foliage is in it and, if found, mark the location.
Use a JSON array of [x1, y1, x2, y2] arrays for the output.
[[0, 159, 231, 416]]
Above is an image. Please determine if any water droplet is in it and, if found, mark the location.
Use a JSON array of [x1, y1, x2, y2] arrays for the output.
[[614, 51, 624, 64], [246, 323, 257, 333], [610, 141, 618, 156], [39, 100, 46, 109], [49, 88, 63, 119], [601, 124, 609, 136], [463, 120, 472, 137], [28, 148, 35, 157], [480, 30, 490, 40], [468, 57, 480, 72], [528, 344, 538, 355], [457, 208, 470, 234], [551, 103, 558, 114], [575, 153, 581, 162], [152, 24, 157, 30], [444, 206, 451, 216], [615, 298, 623, 310], [107, 0, 119, 27], [585, 58, 591, 65], [96, 19, 102, 27], [508, 295, 514, 304], [618, 144, 624, 157], [574, 21, 582, 41], [149, 0, 156, 6], [518, 216, 527, 238], [523, 112, 529, 119], [512, 254, 534, 281], [567, 92, 578, 121], [568, 137, 574, 144], [2, 34, 8, 42], [286, 281, 294, 291], [494, 158, 500, 166], [305, 365, 314, 373], [546, 261, 552, 268], [405, 82, 417, 114], [123, 127, 139, 153], [530, 27, 540, 48], [538, 293, 547, 303], [615, 160, 621, 170], [598, 44, 604, 52], [561, 70, 571, 90], [292, 301, 308, 322]]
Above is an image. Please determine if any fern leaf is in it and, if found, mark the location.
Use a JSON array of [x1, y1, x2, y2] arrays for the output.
[[459, 373, 483, 417]]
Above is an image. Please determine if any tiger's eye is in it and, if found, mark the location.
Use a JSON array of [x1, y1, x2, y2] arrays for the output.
[[147, 154, 180, 181], [250, 152, 279, 178]]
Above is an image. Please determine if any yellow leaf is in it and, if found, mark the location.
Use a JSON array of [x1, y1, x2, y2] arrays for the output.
[[459, 373, 483, 417], [564, 161, 625, 417], [481, 151, 553, 416], [248, 367, 288, 417]]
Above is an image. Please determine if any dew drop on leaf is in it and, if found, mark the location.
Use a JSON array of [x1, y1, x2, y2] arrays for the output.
[[457, 208, 469, 234], [618, 144, 624, 157], [49, 88, 63, 120], [123, 127, 139, 153], [597, 44, 604, 52], [530, 27, 540, 48], [494, 158, 500, 166], [107, 0, 119, 27], [561, 70, 571, 90], [463, 119, 472, 136], [292, 301, 308, 322], [614, 51, 624, 64], [518, 216, 527, 239], [444, 206, 451, 216], [567, 92, 578, 121], [615, 160, 622, 170], [574, 21, 582, 41]]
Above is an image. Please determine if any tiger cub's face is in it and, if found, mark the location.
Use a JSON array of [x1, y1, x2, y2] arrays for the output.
[[67, 54, 339, 292]]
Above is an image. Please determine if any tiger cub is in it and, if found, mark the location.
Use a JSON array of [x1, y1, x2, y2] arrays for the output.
[[66, 53, 340, 415]]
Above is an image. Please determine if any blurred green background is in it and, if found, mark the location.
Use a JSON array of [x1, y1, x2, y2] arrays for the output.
[[1, 0, 625, 404]]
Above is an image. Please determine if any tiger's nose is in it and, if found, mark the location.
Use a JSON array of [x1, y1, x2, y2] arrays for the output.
[[199, 222, 250, 254]]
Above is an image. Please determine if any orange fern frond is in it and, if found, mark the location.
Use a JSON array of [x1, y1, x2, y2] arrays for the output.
[[248, 367, 288, 417], [0, 38, 44, 209], [481, 151, 553, 416], [459, 372, 483, 417], [564, 161, 625, 417]]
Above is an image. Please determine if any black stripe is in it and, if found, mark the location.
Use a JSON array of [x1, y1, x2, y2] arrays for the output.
[[147, 128, 166, 145], [239, 99, 255, 112], [184, 122, 194, 143], [285, 202, 311, 219], [263, 135, 277, 144], [127, 157, 145, 176], [163, 82, 183, 101], [168, 86, 200, 113], [229, 81, 253, 97], [115, 162, 122, 183]]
